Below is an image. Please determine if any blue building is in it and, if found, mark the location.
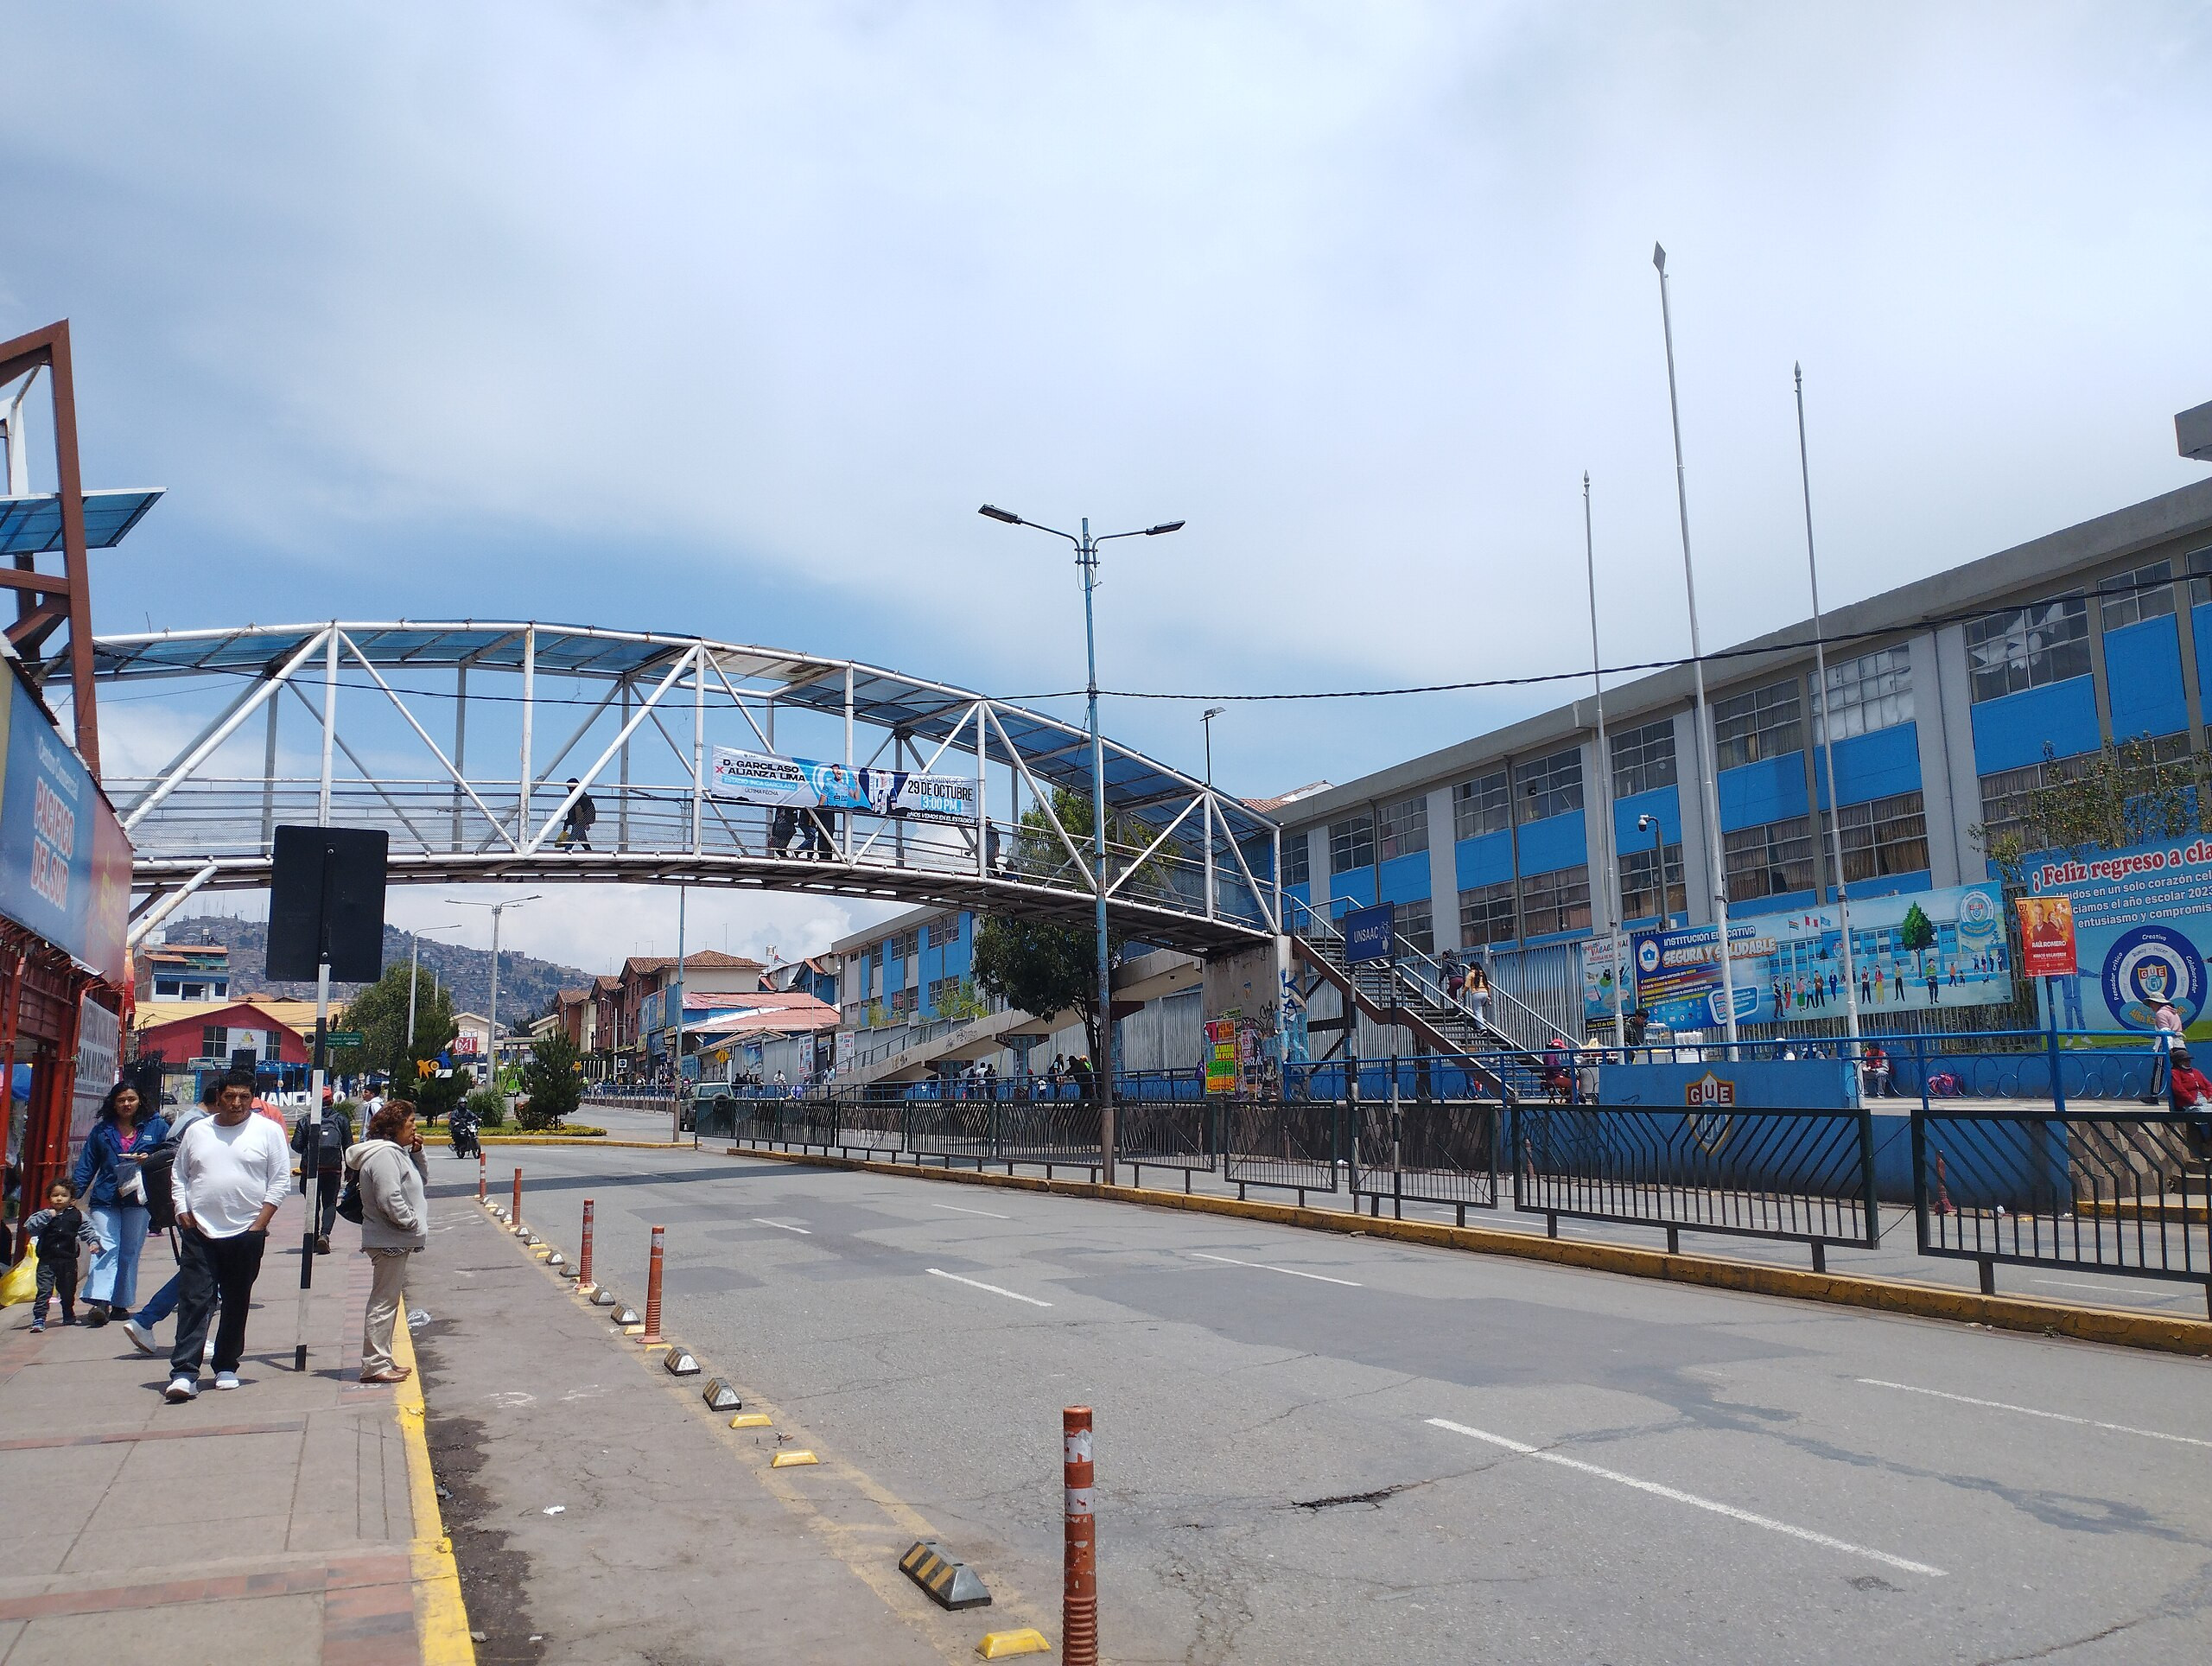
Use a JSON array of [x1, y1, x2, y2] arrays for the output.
[[1274, 476, 2212, 982]]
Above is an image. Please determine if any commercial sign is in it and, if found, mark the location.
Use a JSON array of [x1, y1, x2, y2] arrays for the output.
[[70, 993, 120, 1146], [709, 747, 977, 820], [2014, 895, 2077, 979], [1204, 1017, 1239, 1094], [0, 675, 129, 982], [2022, 837, 2212, 1034], [1341, 904, 1395, 965], [1627, 882, 2010, 1031]]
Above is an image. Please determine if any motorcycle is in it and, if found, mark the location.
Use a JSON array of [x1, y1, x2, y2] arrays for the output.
[[448, 1110, 481, 1160]]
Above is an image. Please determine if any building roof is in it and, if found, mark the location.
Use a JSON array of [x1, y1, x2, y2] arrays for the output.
[[620, 950, 765, 978], [1281, 475, 2212, 827], [693, 997, 840, 1040], [1243, 782, 1334, 815], [144, 944, 229, 961], [592, 974, 621, 994], [133, 998, 320, 1038]]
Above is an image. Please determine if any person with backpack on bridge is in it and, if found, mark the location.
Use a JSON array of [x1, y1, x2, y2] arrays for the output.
[[556, 779, 597, 850]]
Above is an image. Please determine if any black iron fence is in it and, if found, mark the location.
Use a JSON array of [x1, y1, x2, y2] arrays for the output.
[[1511, 1102, 1879, 1264], [1348, 1099, 1502, 1219], [1915, 1105, 2212, 1314]]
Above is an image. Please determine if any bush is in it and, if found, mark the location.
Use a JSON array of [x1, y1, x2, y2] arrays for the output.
[[513, 1095, 563, 1133], [518, 1032, 582, 1129], [466, 1086, 507, 1129]]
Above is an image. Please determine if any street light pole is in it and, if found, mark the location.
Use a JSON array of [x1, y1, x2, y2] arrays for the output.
[[1202, 707, 1224, 789], [1796, 364, 1863, 1044], [406, 923, 465, 1078], [981, 504, 1185, 1186], [453, 894, 542, 1091], [1653, 244, 1739, 1054], [1583, 474, 1626, 1052]]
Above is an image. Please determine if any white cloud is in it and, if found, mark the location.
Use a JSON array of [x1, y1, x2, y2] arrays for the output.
[[9, 0, 2210, 807]]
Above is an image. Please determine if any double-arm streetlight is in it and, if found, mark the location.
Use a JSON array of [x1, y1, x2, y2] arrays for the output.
[[979, 504, 1184, 1185], [451, 893, 542, 1084]]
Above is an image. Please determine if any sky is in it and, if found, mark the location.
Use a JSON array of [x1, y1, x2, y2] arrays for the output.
[[5, 2, 2209, 976]]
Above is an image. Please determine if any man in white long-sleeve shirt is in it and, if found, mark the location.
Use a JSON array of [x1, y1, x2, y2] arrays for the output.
[[165, 1072, 293, 1401]]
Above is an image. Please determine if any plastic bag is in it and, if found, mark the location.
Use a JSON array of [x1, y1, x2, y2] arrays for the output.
[[0, 1245, 37, 1307]]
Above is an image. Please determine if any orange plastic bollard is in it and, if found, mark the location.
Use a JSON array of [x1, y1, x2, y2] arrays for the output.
[[512, 1167, 523, 1225], [477, 1151, 486, 1202], [1063, 1407, 1096, 1666], [642, 1224, 666, 1345], [579, 1199, 595, 1288]]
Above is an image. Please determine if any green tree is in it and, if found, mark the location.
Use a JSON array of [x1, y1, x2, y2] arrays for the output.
[[518, 1031, 583, 1131], [331, 962, 457, 1084], [1898, 901, 1936, 974], [972, 788, 1154, 1071], [1974, 736, 2203, 882]]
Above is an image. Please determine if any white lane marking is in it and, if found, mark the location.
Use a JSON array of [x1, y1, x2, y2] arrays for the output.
[[926, 1268, 1053, 1307], [1191, 1251, 1363, 1288], [1857, 1378, 2212, 1450], [933, 1204, 1012, 1220], [2031, 1276, 2189, 1300], [751, 1218, 812, 1234], [1426, 1418, 1947, 1578]]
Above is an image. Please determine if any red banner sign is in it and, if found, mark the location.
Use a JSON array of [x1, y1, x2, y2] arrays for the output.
[[2015, 895, 2077, 978]]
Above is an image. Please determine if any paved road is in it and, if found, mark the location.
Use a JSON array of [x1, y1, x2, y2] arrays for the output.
[[442, 1145, 2212, 1664]]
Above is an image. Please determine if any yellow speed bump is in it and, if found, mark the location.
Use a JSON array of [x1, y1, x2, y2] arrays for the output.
[[730, 1413, 772, 1428], [770, 1448, 820, 1468], [976, 1629, 1051, 1657]]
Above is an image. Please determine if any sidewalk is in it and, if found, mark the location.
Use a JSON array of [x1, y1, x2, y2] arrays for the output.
[[0, 1191, 463, 1665]]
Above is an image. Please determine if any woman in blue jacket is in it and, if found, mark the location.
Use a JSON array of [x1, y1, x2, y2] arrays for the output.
[[71, 1082, 168, 1326]]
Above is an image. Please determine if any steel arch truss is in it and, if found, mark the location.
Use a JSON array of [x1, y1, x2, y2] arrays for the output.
[[93, 620, 1282, 956]]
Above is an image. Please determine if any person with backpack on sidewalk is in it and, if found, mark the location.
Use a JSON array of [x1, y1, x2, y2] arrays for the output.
[[22, 1179, 101, 1332], [165, 1072, 292, 1402], [346, 1101, 429, 1386], [292, 1092, 355, 1256]]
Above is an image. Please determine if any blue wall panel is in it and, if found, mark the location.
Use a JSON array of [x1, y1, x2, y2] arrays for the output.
[[1327, 868, 1375, 912], [1612, 785, 1681, 851], [1516, 809, 1587, 877], [1842, 868, 1929, 902], [1812, 722, 1922, 808], [1968, 676, 2100, 774], [2105, 614, 2187, 743], [1718, 756, 1808, 831], [1377, 851, 1430, 906], [2195, 603, 2212, 721], [1454, 830, 1515, 891]]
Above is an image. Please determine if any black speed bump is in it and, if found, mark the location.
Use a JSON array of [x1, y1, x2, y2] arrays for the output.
[[898, 1540, 992, 1611]]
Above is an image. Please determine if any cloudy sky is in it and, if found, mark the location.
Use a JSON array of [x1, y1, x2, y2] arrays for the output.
[[5, 3, 2209, 975]]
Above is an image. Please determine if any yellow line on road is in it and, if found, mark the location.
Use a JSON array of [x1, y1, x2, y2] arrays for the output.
[[394, 1316, 477, 1664]]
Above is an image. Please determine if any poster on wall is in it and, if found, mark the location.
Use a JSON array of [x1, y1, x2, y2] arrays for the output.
[[709, 747, 976, 820], [1628, 882, 2011, 1030], [1581, 935, 1629, 1025], [2022, 838, 2212, 1036], [0, 676, 130, 982]]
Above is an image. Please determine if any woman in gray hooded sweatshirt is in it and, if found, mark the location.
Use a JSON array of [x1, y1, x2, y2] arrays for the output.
[[348, 1100, 429, 1384]]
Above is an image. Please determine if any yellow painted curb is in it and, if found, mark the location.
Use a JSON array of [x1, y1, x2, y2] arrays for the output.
[[393, 1317, 478, 1664], [771, 1448, 820, 1467], [731, 1412, 772, 1428], [977, 1627, 1052, 1657], [731, 1147, 2212, 1358]]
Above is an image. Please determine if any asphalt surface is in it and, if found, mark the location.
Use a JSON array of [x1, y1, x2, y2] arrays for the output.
[[436, 1143, 2212, 1665]]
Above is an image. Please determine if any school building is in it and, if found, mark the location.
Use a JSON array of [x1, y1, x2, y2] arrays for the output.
[[1274, 473, 2212, 999]]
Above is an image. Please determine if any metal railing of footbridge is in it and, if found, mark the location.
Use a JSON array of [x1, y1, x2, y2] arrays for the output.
[[91, 620, 1284, 954]]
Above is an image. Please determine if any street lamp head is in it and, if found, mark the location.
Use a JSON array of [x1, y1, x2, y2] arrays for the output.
[[1202, 706, 1225, 722], [978, 504, 1021, 525], [1652, 242, 1667, 273], [1144, 521, 1185, 536]]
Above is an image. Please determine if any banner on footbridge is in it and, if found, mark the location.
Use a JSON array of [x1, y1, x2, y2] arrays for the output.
[[709, 747, 977, 819]]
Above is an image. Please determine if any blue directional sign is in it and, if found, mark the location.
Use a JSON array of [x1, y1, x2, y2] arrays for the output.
[[1342, 903, 1396, 965]]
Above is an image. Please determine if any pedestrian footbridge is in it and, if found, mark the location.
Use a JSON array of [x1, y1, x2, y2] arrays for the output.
[[97, 621, 1284, 955]]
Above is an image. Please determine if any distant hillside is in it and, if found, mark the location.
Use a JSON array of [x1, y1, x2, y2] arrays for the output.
[[156, 916, 597, 1024]]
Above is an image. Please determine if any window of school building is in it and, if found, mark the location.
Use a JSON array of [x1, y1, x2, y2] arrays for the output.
[[1452, 769, 1510, 840], [1724, 816, 1815, 904], [1458, 881, 1516, 945], [1283, 832, 1310, 888], [1812, 645, 1912, 743], [1619, 842, 1687, 921], [1713, 678, 1803, 770], [1821, 791, 1929, 883], [1515, 748, 1582, 823], [1378, 792, 1428, 859], [2098, 560, 2175, 633], [1966, 595, 2089, 702], [1392, 897, 1433, 954], [1610, 718, 1677, 798], [1330, 814, 1374, 874], [1520, 865, 1591, 937]]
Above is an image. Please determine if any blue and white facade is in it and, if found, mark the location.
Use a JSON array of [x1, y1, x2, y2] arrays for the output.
[[1275, 479, 2212, 968]]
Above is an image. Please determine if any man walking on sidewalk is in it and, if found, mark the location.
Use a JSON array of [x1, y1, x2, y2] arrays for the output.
[[165, 1072, 292, 1402]]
